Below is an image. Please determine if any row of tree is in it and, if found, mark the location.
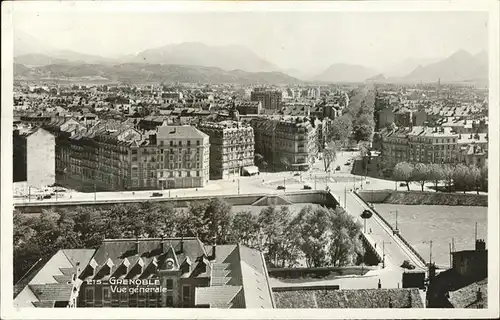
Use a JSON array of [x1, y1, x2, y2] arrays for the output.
[[326, 87, 376, 147], [392, 162, 488, 193], [14, 200, 363, 282]]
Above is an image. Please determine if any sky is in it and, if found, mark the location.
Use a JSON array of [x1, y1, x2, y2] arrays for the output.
[[12, 8, 488, 73]]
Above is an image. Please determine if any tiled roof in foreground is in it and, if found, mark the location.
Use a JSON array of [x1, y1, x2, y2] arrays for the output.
[[274, 288, 424, 308]]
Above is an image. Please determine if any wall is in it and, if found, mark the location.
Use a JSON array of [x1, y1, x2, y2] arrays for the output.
[[27, 129, 56, 188]]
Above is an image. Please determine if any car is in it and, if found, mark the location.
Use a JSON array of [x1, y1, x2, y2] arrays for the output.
[[365, 180, 370, 184], [151, 192, 163, 197], [294, 173, 300, 176], [54, 188, 66, 193], [277, 186, 286, 190], [303, 185, 312, 190], [43, 194, 52, 199], [399, 182, 407, 187], [336, 166, 341, 171], [345, 162, 351, 166]]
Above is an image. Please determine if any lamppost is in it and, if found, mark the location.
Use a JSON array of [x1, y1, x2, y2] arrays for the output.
[[94, 184, 97, 202], [423, 240, 433, 265], [382, 241, 392, 268], [361, 209, 373, 234]]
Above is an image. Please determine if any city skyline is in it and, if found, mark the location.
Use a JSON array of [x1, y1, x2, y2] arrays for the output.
[[13, 10, 488, 74]]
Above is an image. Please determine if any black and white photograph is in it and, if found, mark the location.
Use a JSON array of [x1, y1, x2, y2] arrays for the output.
[[1, 0, 499, 319]]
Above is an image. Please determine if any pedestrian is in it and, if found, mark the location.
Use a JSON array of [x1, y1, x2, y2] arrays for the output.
[[369, 228, 372, 234]]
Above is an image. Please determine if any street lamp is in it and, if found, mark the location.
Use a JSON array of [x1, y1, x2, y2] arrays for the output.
[[382, 241, 392, 269], [423, 240, 433, 265], [361, 209, 373, 234]]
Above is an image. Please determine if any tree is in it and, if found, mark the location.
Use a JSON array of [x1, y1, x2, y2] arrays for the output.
[[453, 164, 471, 193], [323, 141, 337, 172], [258, 206, 298, 267], [427, 163, 444, 192], [480, 165, 488, 192], [280, 157, 290, 171], [469, 165, 482, 195], [393, 162, 414, 191], [353, 113, 375, 142], [329, 115, 353, 146], [291, 205, 333, 267], [412, 163, 431, 191], [254, 153, 264, 167], [329, 207, 364, 267], [185, 198, 233, 244], [229, 211, 260, 248], [442, 164, 455, 192]]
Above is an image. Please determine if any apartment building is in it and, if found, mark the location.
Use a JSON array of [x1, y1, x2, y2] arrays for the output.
[[250, 117, 318, 171], [236, 101, 262, 115], [380, 126, 461, 164], [197, 121, 255, 180], [13, 126, 56, 188], [250, 89, 282, 110], [156, 125, 210, 189], [42, 119, 210, 191]]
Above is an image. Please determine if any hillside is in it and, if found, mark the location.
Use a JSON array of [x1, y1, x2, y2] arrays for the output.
[[315, 63, 378, 83], [403, 50, 488, 83], [14, 63, 302, 85], [130, 42, 280, 72]]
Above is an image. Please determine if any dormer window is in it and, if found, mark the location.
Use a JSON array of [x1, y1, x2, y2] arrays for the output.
[[165, 258, 175, 270], [89, 258, 98, 276]]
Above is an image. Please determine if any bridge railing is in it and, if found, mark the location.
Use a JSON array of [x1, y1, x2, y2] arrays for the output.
[[353, 191, 427, 267]]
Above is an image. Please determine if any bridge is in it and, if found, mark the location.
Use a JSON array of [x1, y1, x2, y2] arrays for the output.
[[342, 190, 427, 271]]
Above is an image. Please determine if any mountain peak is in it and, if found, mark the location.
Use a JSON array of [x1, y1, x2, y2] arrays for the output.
[[448, 49, 473, 60]]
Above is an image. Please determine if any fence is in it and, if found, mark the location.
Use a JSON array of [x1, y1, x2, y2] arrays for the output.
[[354, 191, 427, 267]]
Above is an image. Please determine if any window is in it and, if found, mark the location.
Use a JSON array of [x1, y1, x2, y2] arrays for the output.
[[166, 279, 173, 290], [187, 141, 191, 146], [196, 171, 200, 177], [166, 296, 174, 307], [85, 287, 94, 302], [160, 141, 164, 146], [197, 140, 200, 146], [170, 141, 173, 146], [178, 141, 182, 146], [183, 285, 191, 304], [103, 287, 111, 300], [179, 171, 182, 177]]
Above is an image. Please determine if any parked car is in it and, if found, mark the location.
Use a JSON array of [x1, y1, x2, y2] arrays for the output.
[[399, 182, 407, 187], [365, 180, 370, 184], [151, 192, 163, 197], [345, 162, 351, 166], [294, 173, 300, 176], [54, 188, 66, 193], [303, 185, 312, 190], [43, 194, 52, 199], [336, 166, 341, 171], [277, 186, 286, 190]]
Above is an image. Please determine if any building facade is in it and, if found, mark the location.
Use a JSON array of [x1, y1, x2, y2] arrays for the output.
[[250, 89, 282, 110], [197, 121, 255, 180], [76, 238, 274, 308], [156, 125, 210, 189], [250, 117, 318, 171], [13, 127, 56, 188], [236, 101, 262, 115]]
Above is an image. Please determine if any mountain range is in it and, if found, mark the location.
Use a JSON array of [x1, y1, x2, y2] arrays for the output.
[[13, 31, 488, 84], [14, 63, 302, 85]]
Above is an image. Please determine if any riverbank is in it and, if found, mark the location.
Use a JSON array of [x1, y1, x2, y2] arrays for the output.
[[358, 190, 488, 207]]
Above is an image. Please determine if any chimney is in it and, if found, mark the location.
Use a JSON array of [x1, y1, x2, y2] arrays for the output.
[[211, 244, 216, 261], [160, 235, 165, 253], [475, 239, 486, 251], [179, 237, 184, 254]]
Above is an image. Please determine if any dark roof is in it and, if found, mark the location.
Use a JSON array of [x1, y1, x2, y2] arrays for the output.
[[448, 278, 488, 308], [28, 283, 72, 302], [32, 301, 56, 308], [274, 288, 424, 308], [80, 238, 209, 281]]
